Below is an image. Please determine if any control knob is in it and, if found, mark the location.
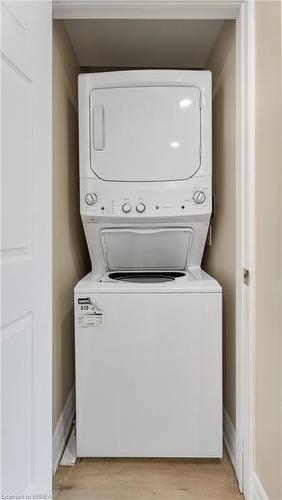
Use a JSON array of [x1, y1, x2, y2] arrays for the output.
[[136, 203, 146, 213], [85, 192, 97, 206], [193, 191, 206, 205], [122, 203, 131, 213]]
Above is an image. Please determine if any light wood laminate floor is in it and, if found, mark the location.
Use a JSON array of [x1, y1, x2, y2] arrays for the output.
[[53, 449, 243, 500]]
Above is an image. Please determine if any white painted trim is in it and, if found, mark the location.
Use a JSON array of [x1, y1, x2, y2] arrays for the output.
[[251, 473, 269, 500], [52, 0, 242, 20], [234, 3, 245, 492], [223, 408, 236, 472], [236, 2, 256, 499], [60, 425, 77, 467], [52, 386, 76, 474]]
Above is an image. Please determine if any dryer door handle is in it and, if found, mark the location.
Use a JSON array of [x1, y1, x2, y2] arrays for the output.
[[92, 105, 105, 150]]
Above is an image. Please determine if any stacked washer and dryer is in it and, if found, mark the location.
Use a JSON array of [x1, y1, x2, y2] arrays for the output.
[[75, 70, 222, 458]]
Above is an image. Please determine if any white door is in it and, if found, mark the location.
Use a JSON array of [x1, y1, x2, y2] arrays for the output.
[[90, 86, 201, 182], [1, 1, 52, 497]]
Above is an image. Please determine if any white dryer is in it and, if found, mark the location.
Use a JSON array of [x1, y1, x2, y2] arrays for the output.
[[75, 70, 222, 458]]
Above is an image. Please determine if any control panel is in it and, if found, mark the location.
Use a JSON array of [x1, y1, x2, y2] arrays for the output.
[[80, 176, 211, 218], [81, 182, 209, 216]]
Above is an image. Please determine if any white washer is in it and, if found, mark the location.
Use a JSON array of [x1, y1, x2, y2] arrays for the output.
[[75, 70, 222, 458], [75, 270, 222, 457]]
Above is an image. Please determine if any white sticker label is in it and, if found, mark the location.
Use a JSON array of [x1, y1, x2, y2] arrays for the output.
[[77, 298, 103, 328]]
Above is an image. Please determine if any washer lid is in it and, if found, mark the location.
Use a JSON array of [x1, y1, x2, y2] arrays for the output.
[[90, 86, 201, 182], [100, 227, 193, 271]]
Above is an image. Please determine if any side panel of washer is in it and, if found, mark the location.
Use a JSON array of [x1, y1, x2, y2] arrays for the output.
[[75, 292, 222, 458]]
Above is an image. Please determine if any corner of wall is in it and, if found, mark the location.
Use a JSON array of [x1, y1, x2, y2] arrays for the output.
[[52, 19, 91, 453]]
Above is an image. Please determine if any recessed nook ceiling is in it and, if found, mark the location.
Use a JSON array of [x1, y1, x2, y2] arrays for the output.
[[64, 19, 224, 68]]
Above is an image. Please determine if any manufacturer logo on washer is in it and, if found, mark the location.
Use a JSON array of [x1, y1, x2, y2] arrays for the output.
[[78, 297, 92, 304]]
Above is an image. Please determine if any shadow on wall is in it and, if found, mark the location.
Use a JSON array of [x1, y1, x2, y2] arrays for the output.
[[67, 98, 91, 278], [61, 308, 75, 400], [203, 83, 236, 425], [57, 99, 91, 418]]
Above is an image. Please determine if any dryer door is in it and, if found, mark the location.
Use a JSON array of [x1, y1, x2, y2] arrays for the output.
[[100, 227, 193, 271], [90, 86, 201, 182]]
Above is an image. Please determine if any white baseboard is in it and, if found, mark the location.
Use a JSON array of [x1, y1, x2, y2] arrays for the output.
[[52, 385, 75, 474], [60, 424, 77, 466], [250, 472, 269, 500], [223, 407, 236, 471]]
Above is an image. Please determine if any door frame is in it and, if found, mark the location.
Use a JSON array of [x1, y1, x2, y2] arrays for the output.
[[52, 1, 256, 497]]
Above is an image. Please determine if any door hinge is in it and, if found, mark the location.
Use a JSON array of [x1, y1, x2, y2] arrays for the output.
[[243, 268, 249, 285]]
